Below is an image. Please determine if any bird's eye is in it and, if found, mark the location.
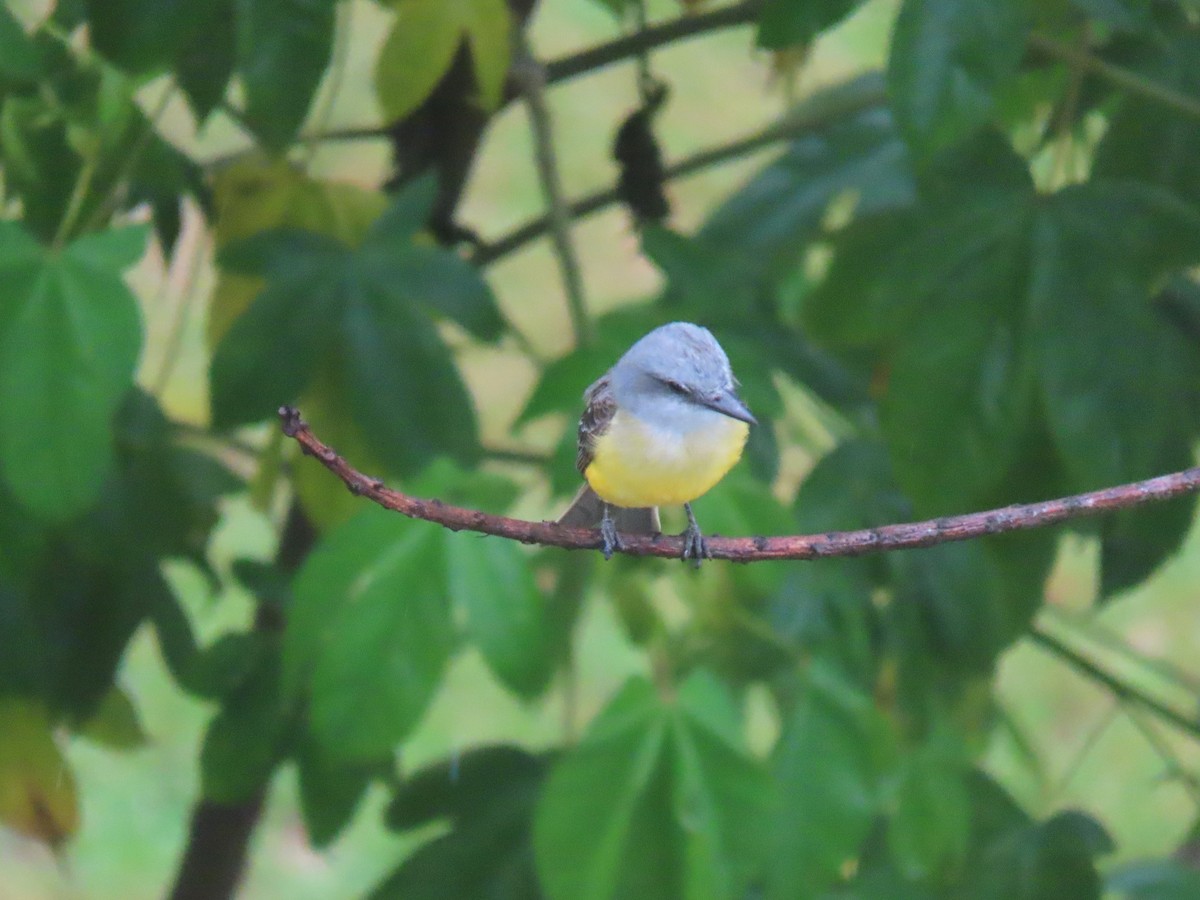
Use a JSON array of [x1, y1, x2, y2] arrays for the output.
[[663, 379, 689, 396]]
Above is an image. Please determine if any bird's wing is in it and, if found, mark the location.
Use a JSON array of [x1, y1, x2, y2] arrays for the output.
[[576, 374, 616, 475]]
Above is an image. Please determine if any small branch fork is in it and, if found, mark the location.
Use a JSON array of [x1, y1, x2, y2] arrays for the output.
[[279, 407, 1200, 562]]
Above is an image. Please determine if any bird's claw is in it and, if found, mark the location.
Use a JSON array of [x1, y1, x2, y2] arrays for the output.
[[681, 503, 709, 568], [600, 508, 623, 561]]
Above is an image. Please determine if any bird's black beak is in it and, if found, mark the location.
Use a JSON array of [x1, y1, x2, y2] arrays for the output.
[[702, 389, 757, 425]]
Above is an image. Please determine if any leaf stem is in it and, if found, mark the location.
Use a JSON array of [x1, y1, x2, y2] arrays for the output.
[[475, 76, 887, 266]]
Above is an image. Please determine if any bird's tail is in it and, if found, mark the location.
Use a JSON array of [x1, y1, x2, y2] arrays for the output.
[[558, 485, 660, 534]]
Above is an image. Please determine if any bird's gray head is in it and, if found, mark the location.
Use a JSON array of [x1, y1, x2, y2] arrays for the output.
[[609, 322, 756, 428]]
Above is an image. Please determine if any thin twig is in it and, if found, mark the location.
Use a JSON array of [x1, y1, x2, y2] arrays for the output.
[[475, 78, 887, 266], [511, 36, 592, 345], [279, 405, 1200, 564], [544, 0, 765, 86], [1029, 30, 1200, 122], [1029, 627, 1200, 740]]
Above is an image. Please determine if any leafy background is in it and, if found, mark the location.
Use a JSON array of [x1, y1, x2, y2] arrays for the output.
[[3, 0, 1200, 898]]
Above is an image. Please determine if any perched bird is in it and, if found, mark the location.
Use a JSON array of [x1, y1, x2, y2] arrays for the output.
[[558, 322, 756, 563]]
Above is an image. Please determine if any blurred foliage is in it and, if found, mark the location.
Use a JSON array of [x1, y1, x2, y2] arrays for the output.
[[1, 0, 1200, 898]]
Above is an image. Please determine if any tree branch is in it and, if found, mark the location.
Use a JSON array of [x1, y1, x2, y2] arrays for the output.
[[279, 406, 1200, 563], [475, 76, 888, 266], [544, 0, 765, 86], [1029, 626, 1200, 740], [511, 38, 592, 345]]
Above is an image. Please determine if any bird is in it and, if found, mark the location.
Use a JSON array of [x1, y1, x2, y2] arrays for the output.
[[558, 322, 756, 564]]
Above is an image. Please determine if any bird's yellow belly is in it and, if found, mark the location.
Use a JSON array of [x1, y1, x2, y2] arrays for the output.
[[584, 409, 749, 508]]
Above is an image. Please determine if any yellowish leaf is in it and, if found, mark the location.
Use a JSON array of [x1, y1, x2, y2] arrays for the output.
[[465, 0, 511, 111], [0, 699, 79, 848], [374, 0, 464, 122]]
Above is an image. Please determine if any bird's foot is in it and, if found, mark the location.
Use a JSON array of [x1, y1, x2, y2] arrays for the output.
[[681, 503, 709, 568], [600, 505, 623, 561]]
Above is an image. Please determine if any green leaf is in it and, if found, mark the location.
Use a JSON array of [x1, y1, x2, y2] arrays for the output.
[[212, 195, 489, 469], [701, 84, 913, 269], [535, 672, 770, 900], [767, 662, 894, 900], [1070, 0, 1152, 32], [85, 0, 214, 74], [210, 231, 347, 428], [1099, 491, 1196, 600], [887, 0, 1029, 155], [887, 727, 970, 879], [1031, 183, 1200, 491], [200, 640, 290, 802], [293, 511, 454, 762], [0, 224, 145, 521], [1094, 34, 1200, 206], [234, 0, 337, 149], [757, 0, 864, 48], [296, 730, 379, 848], [374, 745, 546, 899], [882, 282, 1035, 515], [176, 0, 235, 119], [0, 6, 42, 81], [342, 282, 480, 474], [446, 533, 553, 698]]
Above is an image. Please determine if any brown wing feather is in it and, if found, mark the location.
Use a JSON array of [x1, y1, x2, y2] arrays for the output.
[[576, 374, 615, 475]]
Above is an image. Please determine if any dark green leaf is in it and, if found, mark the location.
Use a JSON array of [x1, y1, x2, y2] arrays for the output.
[[343, 283, 480, 474], [1100, 492, 1196, 600], [0, 96, 78, 241], [291, 510, 454, 761], [757, 0, 864, 48], [209, 231, 347, 428], [446, 534, 553, 698], [176, 0, 235, 119], [0, 224, 145, 521], [889, 542, 1015, 675], [375, 746, 547, 900], [0, 7, 42, 81], [1094, 34, 1200, 206], [1032, 183, 1200, 491], [362, 245, 504, 341], [702, 87, 913, 268], [882, 286, 1034, 515], [887, 0, 1029, 155], [296, 730, 378, 848], [200, 640, 290, 802], [234, 0, 337, 149], [0, 585, 44, 695], [768, 662, 894, 900], [85, 0, 213, 74]]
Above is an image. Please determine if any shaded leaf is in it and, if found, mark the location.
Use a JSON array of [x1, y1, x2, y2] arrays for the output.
[[757, 0, 864, 48], [234, 0, 337, 149], [75, 685, 147, 749], [887, 0, 1029, 155]]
